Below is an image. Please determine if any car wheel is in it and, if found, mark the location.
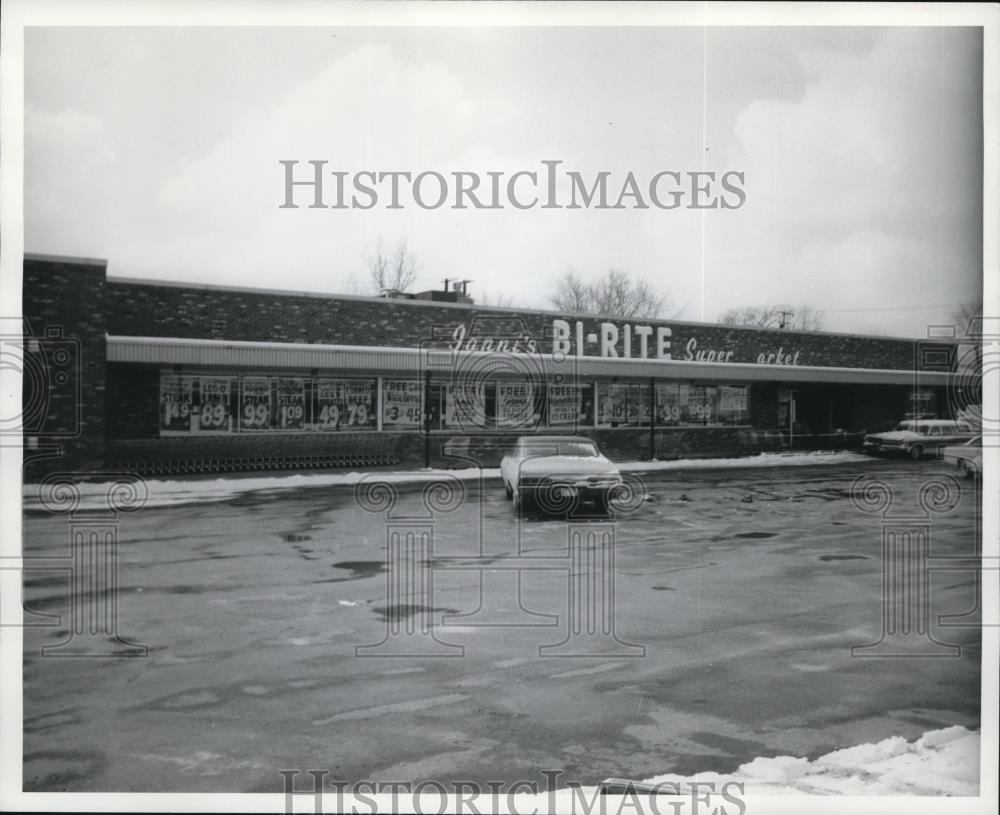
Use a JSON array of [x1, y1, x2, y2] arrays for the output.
[[959, 459, 976, 479], [908, 445, 924, 461]]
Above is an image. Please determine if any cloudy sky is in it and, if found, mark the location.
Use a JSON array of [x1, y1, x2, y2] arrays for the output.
[[24, 23, 983, 337]]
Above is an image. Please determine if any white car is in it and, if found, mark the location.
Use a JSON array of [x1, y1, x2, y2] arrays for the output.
[[500, 435, 623, 516], [862, 419, 976, 460], [942, 436, 982, 479]]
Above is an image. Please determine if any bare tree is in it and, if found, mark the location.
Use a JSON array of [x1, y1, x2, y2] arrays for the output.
[[551, 269, 593, 312], [719, 304, 825, 331], [479, 290, 519, 308], [550, 268, 681, 319], [363, 239, 419, 294], [952, 300, 983, 368]]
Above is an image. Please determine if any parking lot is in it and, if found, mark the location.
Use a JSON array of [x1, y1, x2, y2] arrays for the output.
[[21, 459, 982, 791]]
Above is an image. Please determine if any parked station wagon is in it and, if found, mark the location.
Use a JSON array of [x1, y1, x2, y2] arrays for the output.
[[942, 436, 982, 479], [862, 419, 976, 460]]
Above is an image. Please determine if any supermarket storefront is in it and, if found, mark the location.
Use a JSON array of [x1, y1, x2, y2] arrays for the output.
[[23, 254, 956, 475]]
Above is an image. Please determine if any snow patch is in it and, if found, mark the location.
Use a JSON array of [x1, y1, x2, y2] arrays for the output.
[[618, 450, 872, 472], [639, 726, 979, 796], [23, 451, 872, 511]]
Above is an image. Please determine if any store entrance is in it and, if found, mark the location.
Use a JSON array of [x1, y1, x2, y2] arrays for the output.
[[788, 385, 857, 436]]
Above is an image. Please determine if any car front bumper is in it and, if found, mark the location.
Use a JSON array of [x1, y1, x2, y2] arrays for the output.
[[519, 479, 622, 506]]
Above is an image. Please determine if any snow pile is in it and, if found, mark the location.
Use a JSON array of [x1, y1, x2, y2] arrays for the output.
[[640, 726, 979, 795], [618, 450, 871, 472], [22, 467, 497, 511], [23, 450, 872, 512]]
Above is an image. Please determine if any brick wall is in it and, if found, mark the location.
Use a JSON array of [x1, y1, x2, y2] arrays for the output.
[[105, 364, 160, 440], [22, 257, 107, 476], [105, 280, 949, 372], [22, 256, 954, 476]]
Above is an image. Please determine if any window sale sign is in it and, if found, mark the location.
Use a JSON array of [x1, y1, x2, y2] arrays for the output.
[[240, 377, 272, 431], [275, 378, 306, 430], [382, 380, 422, 427], [199, 377, 232, 431], [160, 375, 193, 432]]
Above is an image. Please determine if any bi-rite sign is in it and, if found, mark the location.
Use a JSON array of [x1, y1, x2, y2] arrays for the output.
[[449, 319, 803, 366]]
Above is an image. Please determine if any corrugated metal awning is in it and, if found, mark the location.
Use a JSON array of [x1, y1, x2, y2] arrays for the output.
[[105, 335, 952, 386]]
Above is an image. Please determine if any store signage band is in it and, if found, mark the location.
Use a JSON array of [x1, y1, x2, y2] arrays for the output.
[[450, 320, 802, 366]]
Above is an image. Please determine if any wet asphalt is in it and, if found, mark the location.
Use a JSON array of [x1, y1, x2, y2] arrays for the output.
[[21, 459, 982, 791]]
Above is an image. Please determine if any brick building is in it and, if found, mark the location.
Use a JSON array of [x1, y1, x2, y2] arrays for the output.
[[22, 254, 957, 476]]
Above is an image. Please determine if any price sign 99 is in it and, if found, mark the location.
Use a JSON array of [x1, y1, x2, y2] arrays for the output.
[[241, 378, 272, 431]]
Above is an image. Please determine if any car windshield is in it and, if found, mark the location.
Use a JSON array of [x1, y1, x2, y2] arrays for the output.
[[967, 436, 982, 447], [893, 422, 914, 432], [522, 441, 599, 458]]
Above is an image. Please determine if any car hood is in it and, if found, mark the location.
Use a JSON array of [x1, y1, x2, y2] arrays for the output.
[[518, 456, 619, 476], [868, 431, 920, 441]]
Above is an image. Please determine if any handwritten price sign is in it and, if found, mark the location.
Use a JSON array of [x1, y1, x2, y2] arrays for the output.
[[240, 377, 272, 431]]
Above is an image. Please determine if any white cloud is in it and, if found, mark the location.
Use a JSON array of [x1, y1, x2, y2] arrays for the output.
[[710, 28, 982, 334], [24, 105, 115, 217]]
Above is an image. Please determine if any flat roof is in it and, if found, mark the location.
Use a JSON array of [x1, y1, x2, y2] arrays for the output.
[[24, 252, 947, 343], [103, 274, 937, 344], [24, 252, 107, 268]]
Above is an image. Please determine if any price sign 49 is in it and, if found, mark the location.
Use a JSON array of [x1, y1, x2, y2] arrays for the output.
[[160, 374, 193, 431], [316, 380, 373, 430]]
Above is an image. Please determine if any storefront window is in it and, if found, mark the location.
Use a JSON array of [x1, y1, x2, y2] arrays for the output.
[[718, 385, 750, 424], [240, 376, 272, 431], [598, 382, 649, 427], [655, 383, 681, 425], [597, 383, 621, 426], [160, 374, 193, 433], [496, 381, 538, 429], [382, 380, 422, 428], [547, 383, 580, 426], [159, 372, 748, 435], [275, 377, 307, 430], [197, 376, 234, 432], [681, 384, 716, 424], [316, 379, 376, 431], [445, 381, 486, 430]]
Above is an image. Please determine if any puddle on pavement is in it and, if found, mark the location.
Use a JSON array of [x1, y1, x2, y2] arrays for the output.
[[424, 555, 503, 568], [372, 604, 459, 622], [23, 574, 68, 589], [651, 585, 676, 591], [164, 584, 213, 594], [23, 709, 82, 733], [732, 531, 778, 539], [819, 554, 869, 561], [281, 532, 312, 542], [316, 560, 385, 582], [23, 749, 106, 791]]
